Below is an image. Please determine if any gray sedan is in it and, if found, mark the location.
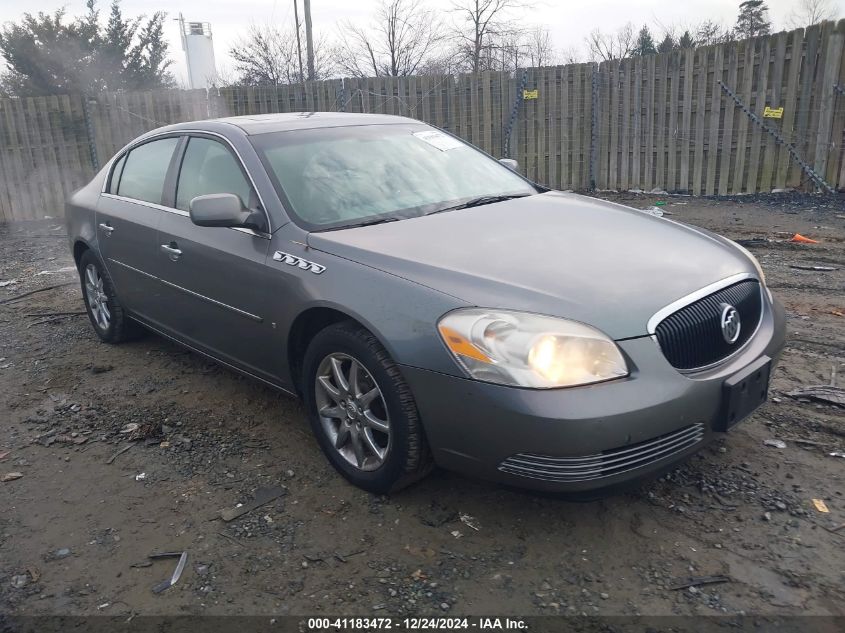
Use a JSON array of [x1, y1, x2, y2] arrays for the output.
[[66, 112, 786, 494]]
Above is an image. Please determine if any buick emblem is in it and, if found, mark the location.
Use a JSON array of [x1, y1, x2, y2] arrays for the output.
[[720, 303, 741, 344]]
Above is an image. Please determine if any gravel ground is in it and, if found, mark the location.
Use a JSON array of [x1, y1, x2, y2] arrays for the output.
[[0, 192, 843, 618]]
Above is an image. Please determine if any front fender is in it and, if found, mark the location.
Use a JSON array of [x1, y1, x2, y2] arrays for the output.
[[269, 225, 470, 381]]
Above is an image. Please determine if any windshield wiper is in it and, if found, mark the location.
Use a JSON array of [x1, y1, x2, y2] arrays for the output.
[[319, 216, 403, 231], [426, 193, 532, 216], [356, 216, 402, 227]]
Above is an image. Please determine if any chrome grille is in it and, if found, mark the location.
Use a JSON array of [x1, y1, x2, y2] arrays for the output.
[[498, 423, 705, 483], [654, 280, 762, 371]]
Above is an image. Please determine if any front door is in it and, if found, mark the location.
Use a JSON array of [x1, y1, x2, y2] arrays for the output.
[[152, 135, 277, 380]]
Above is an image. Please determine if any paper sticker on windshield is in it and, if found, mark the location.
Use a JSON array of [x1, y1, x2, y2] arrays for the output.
[[413, 131, 463, 151]]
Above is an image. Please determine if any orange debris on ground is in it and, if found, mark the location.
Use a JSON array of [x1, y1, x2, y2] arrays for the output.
[[789, 233, 820, 244]]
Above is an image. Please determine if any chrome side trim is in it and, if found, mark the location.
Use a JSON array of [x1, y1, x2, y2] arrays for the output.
[[646, 273, 756, 334], [101, 193, 187, 215], [100, 129, 272, 233], [647, 272, 767, 375], [128, 317, 296, 398], [231, 226, 272, 239], [158, 278, 263, 323], [109, 258, 263, 323], [109, 258, 157, 279]]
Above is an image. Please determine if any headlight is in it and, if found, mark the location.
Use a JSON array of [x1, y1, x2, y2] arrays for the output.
[[437, 309, 629, 388], [731, 240, 766, 285]]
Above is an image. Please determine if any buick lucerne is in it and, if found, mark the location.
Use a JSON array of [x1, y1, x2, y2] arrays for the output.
[[66, 113, 786, 493]]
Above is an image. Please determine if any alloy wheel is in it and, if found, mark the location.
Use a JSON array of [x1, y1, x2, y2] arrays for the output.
[[314, 353, 391, 471], [84, 263, 111, 330]]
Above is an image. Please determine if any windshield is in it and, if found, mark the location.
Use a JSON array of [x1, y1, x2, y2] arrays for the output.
[[250, 124, 536, 231]]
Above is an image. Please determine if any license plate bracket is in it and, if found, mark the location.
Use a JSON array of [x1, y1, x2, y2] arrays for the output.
[[716, 356, 771, 432]]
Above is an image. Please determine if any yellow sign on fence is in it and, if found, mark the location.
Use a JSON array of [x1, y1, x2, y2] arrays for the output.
[[523, 89, 538, 100], [763, 106, 784, 119]]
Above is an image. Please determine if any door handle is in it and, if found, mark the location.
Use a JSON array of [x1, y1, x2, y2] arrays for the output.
[[99, 222, 114, 235], [160, 243, 182, 261]]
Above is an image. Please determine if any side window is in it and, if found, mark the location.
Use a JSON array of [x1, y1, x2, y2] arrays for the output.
[[176, 137, 253, 212], [108, 154, 126, 194], [117, 137, 179, 205]]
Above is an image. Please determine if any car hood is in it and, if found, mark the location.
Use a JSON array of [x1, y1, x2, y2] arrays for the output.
[[307, 192, 754, 339]]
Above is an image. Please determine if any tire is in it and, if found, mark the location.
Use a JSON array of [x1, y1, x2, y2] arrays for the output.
[[302, 321, 432, 494], [78, 249, 142, 343]]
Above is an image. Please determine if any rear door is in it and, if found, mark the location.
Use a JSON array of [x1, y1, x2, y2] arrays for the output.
[[97, 136, 180, 320], [152, 134, 278, 379]]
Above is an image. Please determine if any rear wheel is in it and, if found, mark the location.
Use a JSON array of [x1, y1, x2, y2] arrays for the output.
[[78, 250, 141, 343], [302, 322, 432, 493]]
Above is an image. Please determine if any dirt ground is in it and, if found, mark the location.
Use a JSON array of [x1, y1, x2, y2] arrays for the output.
[[0, 192, 843, 619]]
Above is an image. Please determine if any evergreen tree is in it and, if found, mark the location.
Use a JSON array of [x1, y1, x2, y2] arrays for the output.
[[78, 0, 101, 51], [0, 0, 172, 96], [735, 0, 771, 39], [678, 30, 695, 48], [100, 0, 140, 90], [124, 12, 171, 90], [632, 25, 657, 56], [657, 34, 676, 53]]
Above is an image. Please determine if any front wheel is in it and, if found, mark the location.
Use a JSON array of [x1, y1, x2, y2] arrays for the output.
[[302, 322, 432, 493]]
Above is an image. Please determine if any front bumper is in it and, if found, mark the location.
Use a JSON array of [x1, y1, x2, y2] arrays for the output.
[[402, 296, 786, 493]]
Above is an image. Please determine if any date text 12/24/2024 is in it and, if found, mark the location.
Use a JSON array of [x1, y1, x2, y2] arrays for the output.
[[306, 618, 528, 630]]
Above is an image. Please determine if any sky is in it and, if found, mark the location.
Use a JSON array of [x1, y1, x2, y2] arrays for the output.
[[0, 0, 839, 86]]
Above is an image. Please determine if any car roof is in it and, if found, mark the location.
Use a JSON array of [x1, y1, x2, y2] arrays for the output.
[[160, 112, 419, 136]]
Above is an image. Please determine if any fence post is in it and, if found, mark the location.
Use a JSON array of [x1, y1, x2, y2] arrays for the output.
[[82, 96, 99, 171]]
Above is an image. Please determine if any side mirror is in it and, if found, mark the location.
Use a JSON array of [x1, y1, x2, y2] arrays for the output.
[[189, 193, 262, 231], [499, 158, 519, 171]]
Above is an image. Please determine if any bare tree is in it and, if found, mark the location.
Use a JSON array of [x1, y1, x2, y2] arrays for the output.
[[585, 22, 635, 61], [694, 20, 733, 45], [650, 18, 731, 49], [484, 31, 521, 72], [229, 24, 334, 86], [229, 25, 289, 86], [522, 26, 556, 68], [337, 0, 445, 77], [485, 26, 558, 71], [451, 0, 529, 72], [787, 0, 838, 28], [558, 45, 581, 65], [210, 65, 242, 88]]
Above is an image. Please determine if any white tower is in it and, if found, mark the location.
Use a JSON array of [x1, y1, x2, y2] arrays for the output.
[[179, 14, 218, 89]]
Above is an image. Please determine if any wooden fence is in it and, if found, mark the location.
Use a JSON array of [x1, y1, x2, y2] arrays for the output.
[[1, 20, 843, 222]]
